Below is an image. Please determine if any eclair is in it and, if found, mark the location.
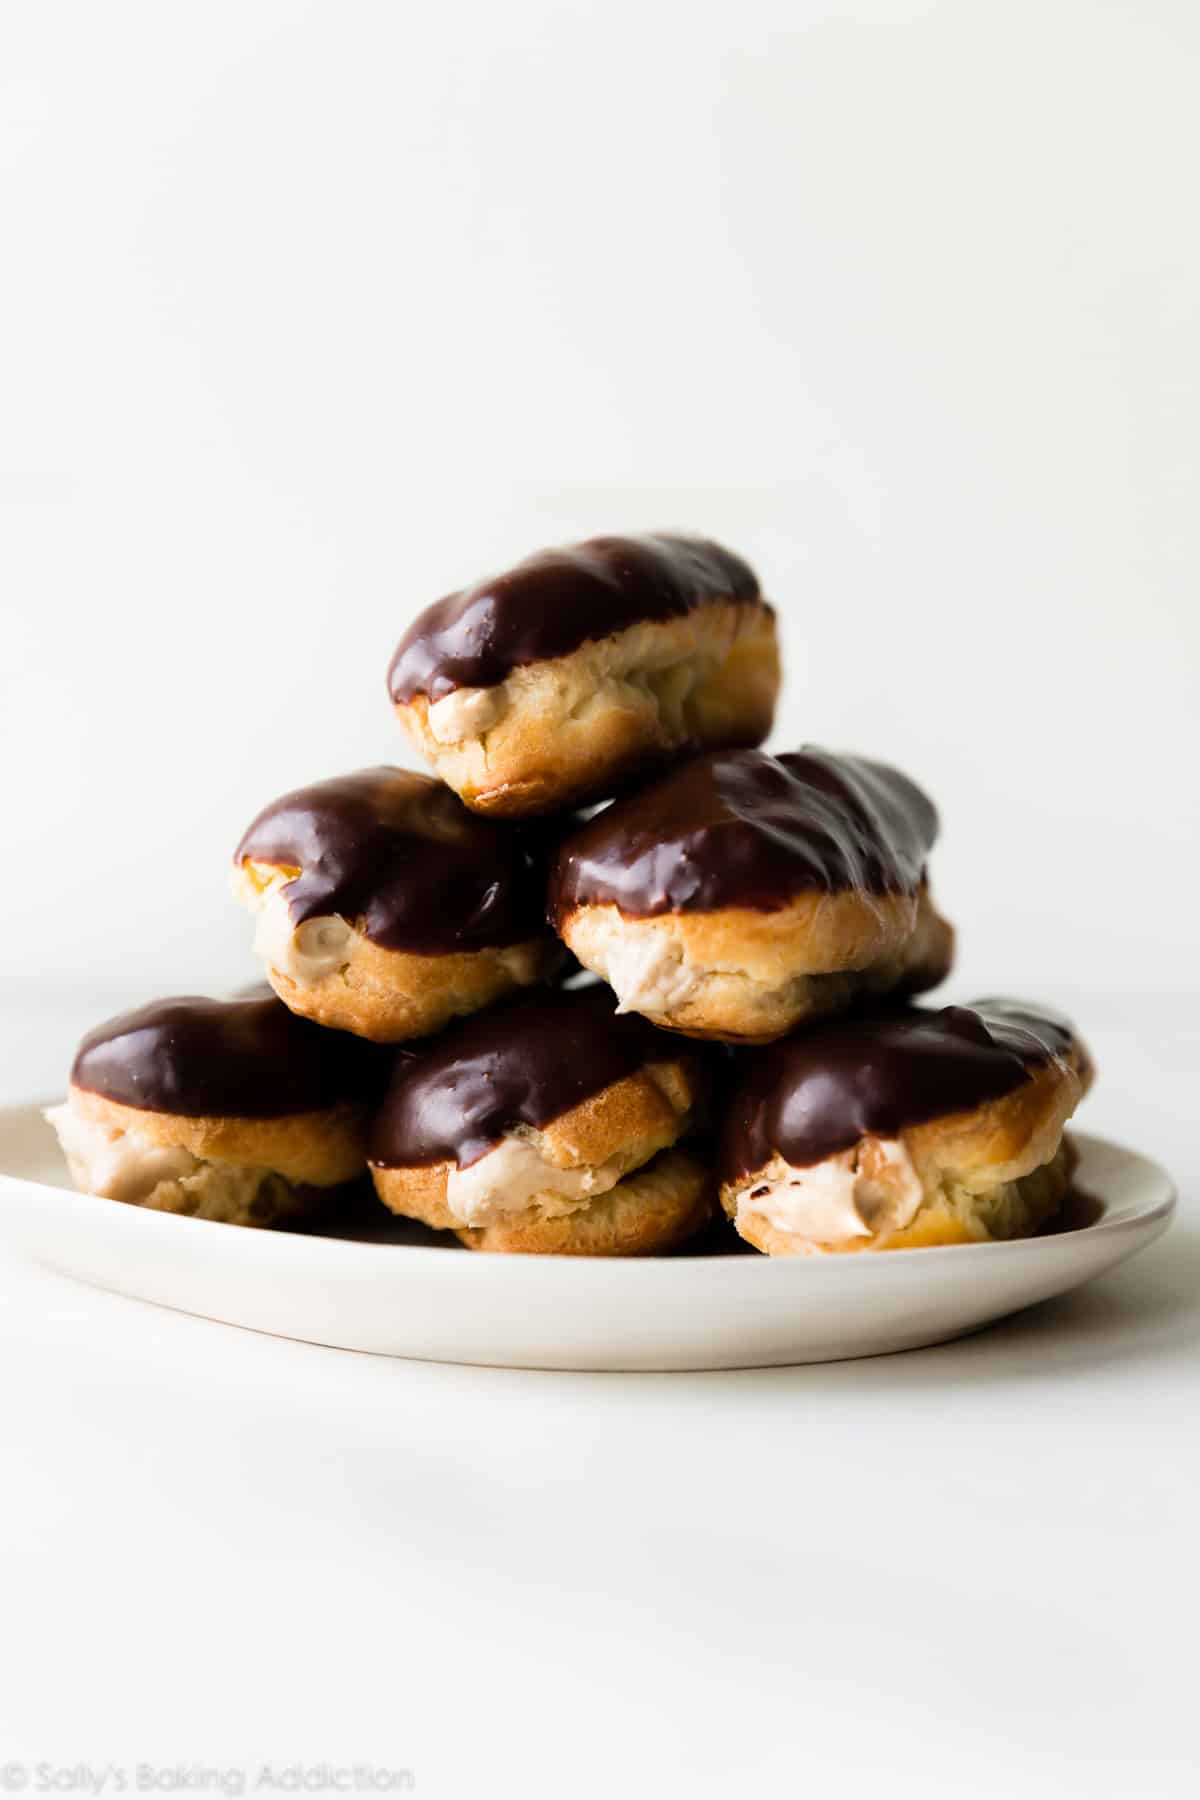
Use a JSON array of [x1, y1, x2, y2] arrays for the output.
[[387, 533, 780, 817], [232, 767, 563, 1042], [45, 990, 384, 1227], [549, 748, 954, 1043], [719, 999, 1093, 1255], [368, 986, 714, 1254]]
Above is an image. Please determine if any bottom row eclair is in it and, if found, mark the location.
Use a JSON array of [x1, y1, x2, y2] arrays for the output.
[[46, 985, 1092, 1256]]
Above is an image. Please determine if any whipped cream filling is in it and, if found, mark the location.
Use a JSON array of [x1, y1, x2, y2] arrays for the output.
[[45, 1098, 201, 1205], [732, 1138, 924, 1251], [605, 931, 700, 1018], [493, 942, 545, 984], [251, 879, 540, 990], [44, 1095, 305, 1224], [426, 684, 507, 745], [445, 1131, 626, 1228], [253, 884, 354, 985]]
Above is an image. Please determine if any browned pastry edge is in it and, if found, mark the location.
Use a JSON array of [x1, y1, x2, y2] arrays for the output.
[[368, 1056, 706, 1231], [391, 599, 780, 817], [66, 1084, 367, 1186], [556, 883, 954, 1042], [456, 1149, 714, 1255], [722, 1048, 1090, 1255], [234, 860, 561, 1042]]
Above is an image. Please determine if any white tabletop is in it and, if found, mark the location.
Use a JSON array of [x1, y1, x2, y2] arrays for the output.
[[1, 986, 1196, 1800]]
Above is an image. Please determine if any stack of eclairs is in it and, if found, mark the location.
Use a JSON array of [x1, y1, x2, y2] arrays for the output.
[[47, 535, 1094, 1256]]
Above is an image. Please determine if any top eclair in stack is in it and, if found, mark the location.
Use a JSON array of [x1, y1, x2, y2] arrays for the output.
[[387, 532, 781, 815], [48, 529, 1094, 1257]]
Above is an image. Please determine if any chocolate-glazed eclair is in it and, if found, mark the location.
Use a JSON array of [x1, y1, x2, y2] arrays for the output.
[[549, 748, 954, 1043], [232, 767, 563, 1042], [387, 533, 780, 817], [719, 1000, 1093, 1255], [368, 987, 714, 1254], [45, 990, 385, 1227]]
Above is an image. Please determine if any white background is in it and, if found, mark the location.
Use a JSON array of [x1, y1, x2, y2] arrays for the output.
[[3, 0, 1198, 1014], [2, 5, 1198, 1797]]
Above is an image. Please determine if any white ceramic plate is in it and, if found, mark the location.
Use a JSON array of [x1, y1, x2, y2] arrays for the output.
[[0, 1103, 1175, 1370]]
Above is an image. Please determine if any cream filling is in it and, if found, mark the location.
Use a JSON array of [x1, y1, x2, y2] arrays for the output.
[[43, 1096, 307, 1224], [493, 941, 546, 984], [445, 1132, 627, 1228], [253, 879, 541, 991], [254, 884, 354, 985], [732, 1138, 924, 1251], [45, 1098, 202, 1204], [605, 931, 701, 1018], [426, 685, 508, 745]]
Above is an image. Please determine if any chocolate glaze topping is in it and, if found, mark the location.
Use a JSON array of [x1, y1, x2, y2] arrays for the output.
[[234, 767, 550, 953], [369, 986, 698, 1170], [719, 999, 1078, 1180], [549, 748, 939, 919], [71, 992, 385, 1120], [388, 533, 763, 703]]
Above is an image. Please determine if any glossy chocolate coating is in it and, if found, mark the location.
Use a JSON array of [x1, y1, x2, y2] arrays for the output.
[[388, 533, 762, 703], [369, 986, 697, 1170], [719, 999, 1077, 1179], [234, 767, 550, 952], [71, 992, 385, 1119], [549, 748, 938, 919]]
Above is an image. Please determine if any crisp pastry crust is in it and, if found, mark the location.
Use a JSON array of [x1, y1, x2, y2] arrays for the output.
[[723, 1046, 1091, 1255], [556, 883, 953, 1043], [456, 1149, 714, 1256], [63, 1085, 366, 1185], [369, 1055, 706, 1233], [731, 1140, 1077, 1255], [232, 860, 560, 1042], [49, 1085, 367, 1227], [391, 601, 780, 817]]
